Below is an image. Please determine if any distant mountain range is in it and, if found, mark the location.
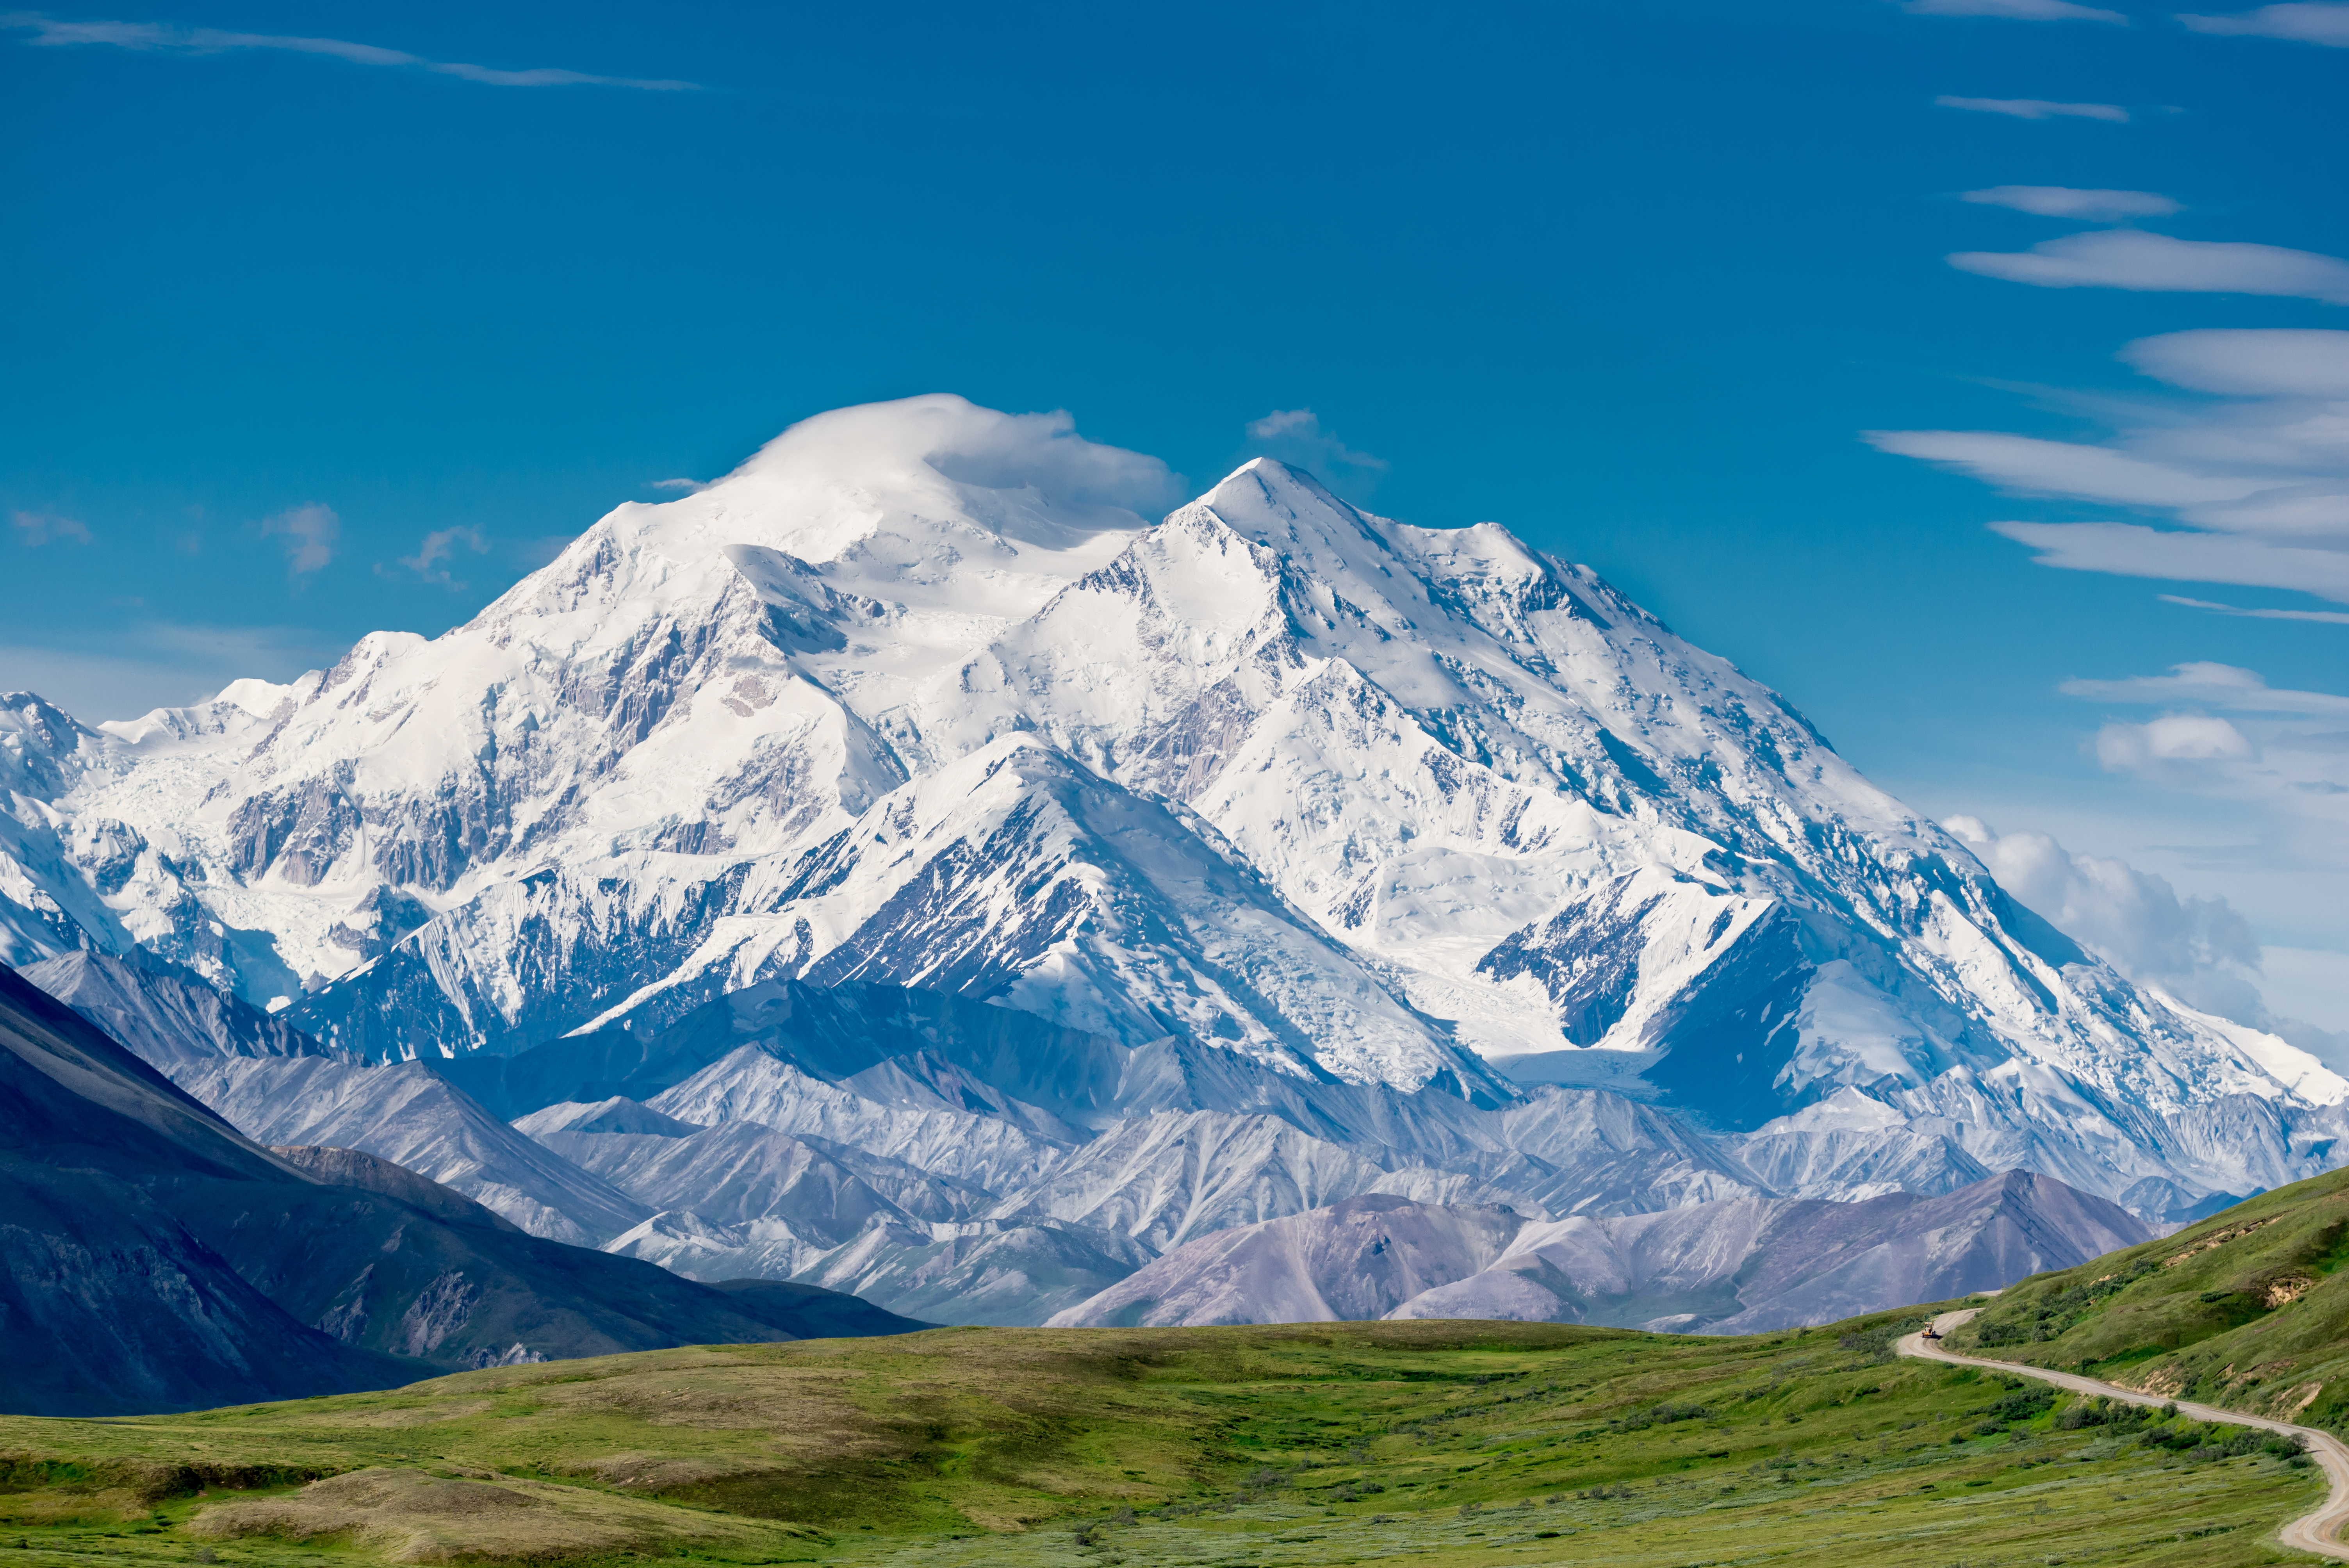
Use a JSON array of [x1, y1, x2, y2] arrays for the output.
[[1051, 1174, 2145, 1333], [3, 394, 2342, 1390]]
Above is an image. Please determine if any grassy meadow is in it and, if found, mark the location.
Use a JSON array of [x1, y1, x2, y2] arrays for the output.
[[0, 1310, 2328, 1567], [1951, 1166, 2349, 1432]]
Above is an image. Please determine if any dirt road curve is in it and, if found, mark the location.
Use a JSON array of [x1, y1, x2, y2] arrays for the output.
[[1898, 1307, 2349, 1559]]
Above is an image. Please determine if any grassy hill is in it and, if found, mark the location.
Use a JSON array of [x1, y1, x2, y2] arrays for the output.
[[0, 1311, 2326, 1567], [1950, 1165, 2349, 1431]]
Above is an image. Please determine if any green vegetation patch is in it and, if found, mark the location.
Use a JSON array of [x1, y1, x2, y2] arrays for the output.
[[0, 1311, 2325, 1566]]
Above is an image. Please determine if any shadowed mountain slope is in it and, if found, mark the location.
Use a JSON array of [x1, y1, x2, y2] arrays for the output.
[[0, 966, 924, 1415]]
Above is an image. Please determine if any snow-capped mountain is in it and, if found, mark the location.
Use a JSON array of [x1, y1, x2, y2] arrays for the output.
[[3, 393, 2342, 1224]]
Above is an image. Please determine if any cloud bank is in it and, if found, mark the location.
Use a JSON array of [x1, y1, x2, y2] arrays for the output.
[[1946, 815, 2267, 1021], [0, 11, 702, 89], [2054, 663, 2349, 912]]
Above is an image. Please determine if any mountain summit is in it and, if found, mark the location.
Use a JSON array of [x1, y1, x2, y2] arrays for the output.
[[1, 394, 2337, 1218]]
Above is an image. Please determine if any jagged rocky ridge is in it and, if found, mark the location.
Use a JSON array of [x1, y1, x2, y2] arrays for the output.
[[1, 393, 2342, 1237]]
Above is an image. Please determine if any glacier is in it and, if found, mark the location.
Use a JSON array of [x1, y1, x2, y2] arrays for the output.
[[4, 390, 2344, 1244]]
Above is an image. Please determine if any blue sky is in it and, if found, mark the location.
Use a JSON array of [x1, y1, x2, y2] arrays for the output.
[[3, 0, 2345, 1038]]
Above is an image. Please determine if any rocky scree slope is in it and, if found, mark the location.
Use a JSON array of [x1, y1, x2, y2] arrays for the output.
[[0, 394, 2337, 1223]]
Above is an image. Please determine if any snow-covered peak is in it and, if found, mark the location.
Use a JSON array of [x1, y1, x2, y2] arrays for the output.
[[7, 396, 2340, 1219], [585, 394, 1166, 624]]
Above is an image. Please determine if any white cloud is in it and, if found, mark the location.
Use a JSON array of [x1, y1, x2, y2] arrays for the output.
[[394, 525, 489, 588], [1906, 0, 2126, 18], [2121, 328, 2349, 396], [0, 11, 701, 89], [2180, 2, 2349, 43], [1949, 229, 2349, 303], [259, 502, 339, 576], [2161, 593, 2349, 624], [0, 622, 346, 724], [2055, 663, 2349, 893], [1863, 430, 2262, 505], [10, 509, 92, 545], [2062, 661, 2349, 715], [730, 394, 1185, 536], [1873, 326, 2349, 607], [2096, 712, 2258, 764], [1242, 409, 1389, 493], [1934, 95, 2130, 120], [648, 477, 707, 493], [1946, 814, 2274, 1022], [1990, 521, 2349, 600], [1961, 185, 2179, 219]]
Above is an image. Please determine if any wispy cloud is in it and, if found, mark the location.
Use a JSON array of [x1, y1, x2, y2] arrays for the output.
[[0, 11, 702, 90], [2162, 593, 2349, 624], [1950, 229, 2349, 303], [2180, 3, 2349, 43], [10, 509, 92, 545], [1242, 410, 1389, 497], [1990, 522, 2349, 599], [1961, 185, 2179, 219], [1935, 94, 2130, 120], [2061, 661, 2349, 715], [1865, 430, 2262, 506], [648, 477, 708, 494], [259, 502, 339, 576], [394, 526, 488, 588], [2053, 664, 2349, 893], [1869, 327, 2349, 605], [1905, 0, 2126, 19]]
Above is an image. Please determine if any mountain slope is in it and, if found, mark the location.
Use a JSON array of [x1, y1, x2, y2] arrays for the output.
[[0, 965, 409, 1413], [1053, 1171, 2146, 1331], [1948, 1166, 2349, 1433], [0, 965, 923, 1413], [21, 950, 335, 1064], [169, 1056, 653, 1245]]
